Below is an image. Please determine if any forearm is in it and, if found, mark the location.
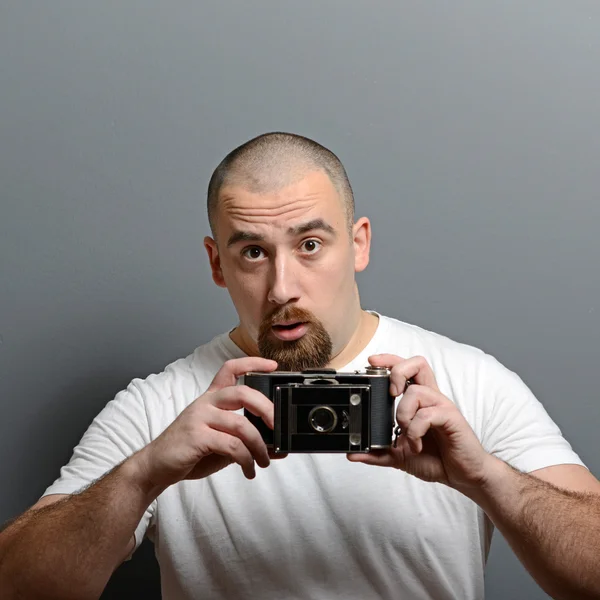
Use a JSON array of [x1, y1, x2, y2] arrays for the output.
[[468, 457, 600, 600], [0, 453, 161, 600]]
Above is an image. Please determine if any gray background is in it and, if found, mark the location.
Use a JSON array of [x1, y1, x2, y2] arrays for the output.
[[1, 1, 598, 598]]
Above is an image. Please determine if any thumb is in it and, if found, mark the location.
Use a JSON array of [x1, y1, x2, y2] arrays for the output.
[[208, 357, 278, 392]]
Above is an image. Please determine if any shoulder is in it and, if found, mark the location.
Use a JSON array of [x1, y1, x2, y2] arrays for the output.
[[374, 313, 518, 403], [123, 332, 234, 414], [376, 313, 488, 365]]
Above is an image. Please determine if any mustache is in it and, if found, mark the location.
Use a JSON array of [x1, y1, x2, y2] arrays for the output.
[[257, 304, 332, 370], [262, 306, 316, 327]]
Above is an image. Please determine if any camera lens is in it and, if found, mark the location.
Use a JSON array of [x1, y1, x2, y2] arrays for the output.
[[308, 405, 338, 433]]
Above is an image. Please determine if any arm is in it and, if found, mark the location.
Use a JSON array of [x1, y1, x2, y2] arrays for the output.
[[0, 356, 278, 600], [470, 460, 600, 600], [0, 458, 157, 600], [348, 354, 600, 600]]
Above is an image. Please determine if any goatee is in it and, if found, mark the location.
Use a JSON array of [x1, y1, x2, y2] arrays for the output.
[[257, 306, 332, 371]]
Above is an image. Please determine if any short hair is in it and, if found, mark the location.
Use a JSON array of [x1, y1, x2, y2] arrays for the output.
[[207, 132, 355, 237]]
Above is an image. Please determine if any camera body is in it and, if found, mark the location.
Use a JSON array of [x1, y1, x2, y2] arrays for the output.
[[243, 367, 394, 453]]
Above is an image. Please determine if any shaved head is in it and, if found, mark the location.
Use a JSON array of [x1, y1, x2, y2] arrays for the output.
[[207, 132, 355, 238]]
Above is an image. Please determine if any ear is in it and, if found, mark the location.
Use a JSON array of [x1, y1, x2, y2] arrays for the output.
[[352, 217, 371, 273], [204, 236, 227, 288]]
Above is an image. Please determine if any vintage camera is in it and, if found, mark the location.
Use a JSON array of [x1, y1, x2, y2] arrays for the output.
[[242, 367, 394, 453]]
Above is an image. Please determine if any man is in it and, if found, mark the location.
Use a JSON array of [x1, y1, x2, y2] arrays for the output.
[[0, 132, 599, 600]]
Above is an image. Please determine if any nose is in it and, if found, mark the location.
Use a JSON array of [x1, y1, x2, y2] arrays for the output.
[[267, 254, 300, 306]]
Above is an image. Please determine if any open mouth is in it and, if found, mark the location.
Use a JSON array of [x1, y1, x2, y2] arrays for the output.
[[271, 321, 309, 341], [273, 321, 305, 331]]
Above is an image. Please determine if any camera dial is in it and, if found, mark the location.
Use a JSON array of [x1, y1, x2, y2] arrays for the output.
[[364, 366, 390, 376]]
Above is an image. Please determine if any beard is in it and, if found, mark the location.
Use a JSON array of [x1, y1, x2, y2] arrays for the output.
[[257, 305, 333, 371]]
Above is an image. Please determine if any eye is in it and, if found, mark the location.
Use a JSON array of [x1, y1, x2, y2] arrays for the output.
[[301, 239, 322, 254], [242, 246, 266, 261]]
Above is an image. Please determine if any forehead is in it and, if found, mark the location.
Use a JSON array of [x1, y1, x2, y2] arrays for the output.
[[215, 170, 345, 236]]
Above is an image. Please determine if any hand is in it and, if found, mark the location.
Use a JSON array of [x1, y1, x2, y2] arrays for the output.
[[132, 357, 279, 492], [348, 354, 494, 493]]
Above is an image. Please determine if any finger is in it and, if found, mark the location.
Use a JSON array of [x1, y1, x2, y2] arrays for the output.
[[347, 438, 433, 472], [269, 450, 288, 460], [211, 385, 275, 429], [368, 353, 405, 367], [396, 385, 445, 431], [404, 406, 452, 454], [369, 354, 440, 395], [204, 429, 257, 479], [206, 407, 270, 469], [390, 356, 440, 395], [347, 449, 397, 468], [208, 357, 278, 392]]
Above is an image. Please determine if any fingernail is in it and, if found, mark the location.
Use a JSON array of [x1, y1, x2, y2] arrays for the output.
[[390, 384, 398, 397]]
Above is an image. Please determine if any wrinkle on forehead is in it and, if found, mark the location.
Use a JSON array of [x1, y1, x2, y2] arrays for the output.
[[221, 194, 320, 225], [214, 170, 345, 237]]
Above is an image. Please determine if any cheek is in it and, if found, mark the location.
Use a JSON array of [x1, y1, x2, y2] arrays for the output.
[[305, 254, 355, 320], [221, 256, 259, 295], [317, 250, 355, 290], [226, 270, 268, 319]]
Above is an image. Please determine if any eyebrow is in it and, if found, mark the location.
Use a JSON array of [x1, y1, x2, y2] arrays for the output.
[[226, 218, 336, 248], [226, 230, 265, 247], [288, 218, 336, 237]]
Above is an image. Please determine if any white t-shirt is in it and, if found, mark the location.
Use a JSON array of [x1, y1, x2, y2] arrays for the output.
[[43, 313, 584, 600]]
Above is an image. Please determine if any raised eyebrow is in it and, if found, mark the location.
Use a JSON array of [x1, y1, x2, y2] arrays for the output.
[[288, 219, 336, 237], [226, 219, 336, 248], [226, 230, 265, 248]]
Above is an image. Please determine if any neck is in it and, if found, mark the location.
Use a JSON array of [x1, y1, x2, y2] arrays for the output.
[[326, 310, 379, 369]]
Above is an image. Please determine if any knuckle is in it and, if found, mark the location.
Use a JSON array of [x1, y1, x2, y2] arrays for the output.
[[228, 436, 243, 454], [215, 386, 235, 402], [189, 395, 207, 413], [396, 402, 410, 417], [236, 384, 252, 398], [223, 359, 236, 371], [237, 386, 261, 408], [391, 363, 405, 376], [417, 406, 435, 420], [396, 415, 411, 430], [414, 355, 428, 368], [232, 414, 249, 437], [400, 390, 418, 409], [402, 384, 417, 398], [201, 388, 220, 405]]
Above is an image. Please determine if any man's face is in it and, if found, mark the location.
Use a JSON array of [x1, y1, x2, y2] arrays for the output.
[[204, 170, 370, 370]]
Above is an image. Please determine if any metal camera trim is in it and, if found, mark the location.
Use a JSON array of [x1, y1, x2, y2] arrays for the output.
[[308, 405, 338, 433], [303, 377, 339, 385]]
